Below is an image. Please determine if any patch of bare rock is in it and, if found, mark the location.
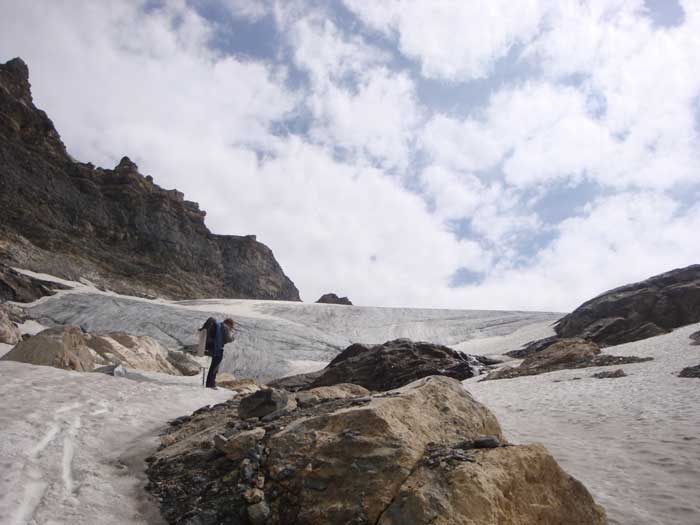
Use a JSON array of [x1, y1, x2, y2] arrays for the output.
[[508, 265, 700, 360], [486, 339, 651, 380], [0, 325, 200, 375], [592, 369, 627, 379], [678, 364, 700, 378], [146, 376, 606, 524]]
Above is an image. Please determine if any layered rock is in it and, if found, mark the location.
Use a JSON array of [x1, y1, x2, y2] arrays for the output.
[[315, 293, 352, 305], [306, 338, 490, 392], [486, 339, 651, 380], [1, 325, 200, 375], [0, 262, 66, 302], [0, 58, 299, 301], [146, 376, 606, 524], [554, 265, 700, 346]]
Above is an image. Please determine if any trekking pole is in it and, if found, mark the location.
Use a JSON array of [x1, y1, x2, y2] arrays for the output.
[[201, 366, 206, 387]]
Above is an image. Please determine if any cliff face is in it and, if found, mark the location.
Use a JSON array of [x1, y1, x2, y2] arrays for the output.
[[0, 58, 300, 301]]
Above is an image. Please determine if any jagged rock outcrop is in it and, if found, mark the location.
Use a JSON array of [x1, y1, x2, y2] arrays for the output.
[[146, 376, 607, 524], [306, 338, 491, 392], [486, 339, 651, 380], [315, 293, 352, 305], [554, 265, 700, 346], [0, 58, 300, 301], [0, 325, 201, 375]]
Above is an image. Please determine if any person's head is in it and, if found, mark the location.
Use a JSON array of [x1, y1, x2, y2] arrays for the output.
[[223, 318, 235, 329]]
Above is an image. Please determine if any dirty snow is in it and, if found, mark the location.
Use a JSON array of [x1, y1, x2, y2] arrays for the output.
[[0, 362, 230, 524], [466, 322, 700, 525]]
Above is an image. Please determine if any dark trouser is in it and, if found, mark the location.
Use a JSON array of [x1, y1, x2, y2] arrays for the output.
[[206, 354, 223, 388]]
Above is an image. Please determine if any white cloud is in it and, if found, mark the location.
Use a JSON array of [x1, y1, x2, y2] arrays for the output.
[[343, 0, 551, 81], [1, 0, 698, 312], [284, 12, 422, 168]]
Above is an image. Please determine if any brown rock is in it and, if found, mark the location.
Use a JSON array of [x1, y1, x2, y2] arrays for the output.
[[214, 427, 266, 461], [0, 325, 95, 371], [487, 339, 651, 380], [0, 304, 21, 345], [239, 388, 290, 419], [294, 383, 370, 407], [308, 338, 484, 392], [378, 444, 606, 525], [146, 376, 606, 524]]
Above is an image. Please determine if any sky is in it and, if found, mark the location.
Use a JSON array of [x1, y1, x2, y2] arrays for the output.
[[1, 0, 699, 311]]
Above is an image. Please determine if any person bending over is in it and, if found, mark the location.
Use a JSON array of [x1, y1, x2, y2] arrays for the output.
[[203, 317, 235, 389]]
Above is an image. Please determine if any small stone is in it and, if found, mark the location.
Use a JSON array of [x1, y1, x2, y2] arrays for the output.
[[592, 369, 627, 379], [247, 501, 271, 525], [473, 435, 500, 449], [253, 473, 265, 489], [243, 488, 264, 504]]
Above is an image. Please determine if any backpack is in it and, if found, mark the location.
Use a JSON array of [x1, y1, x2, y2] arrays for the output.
[[200, 317, 218, 356]]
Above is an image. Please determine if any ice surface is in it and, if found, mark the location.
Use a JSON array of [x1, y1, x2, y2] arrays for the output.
[[24, 285, 558, 381]]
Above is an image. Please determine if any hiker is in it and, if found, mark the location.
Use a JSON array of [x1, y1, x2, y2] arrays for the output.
[[200, 317, 235, 389]]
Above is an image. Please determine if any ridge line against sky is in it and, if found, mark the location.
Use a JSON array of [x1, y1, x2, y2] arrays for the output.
[[1, 0, 699, 311]]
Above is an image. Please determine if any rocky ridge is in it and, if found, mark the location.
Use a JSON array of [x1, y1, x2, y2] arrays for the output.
[[0, 58, 299, 301]]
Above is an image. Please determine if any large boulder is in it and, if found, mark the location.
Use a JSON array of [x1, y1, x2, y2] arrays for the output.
[[554, 265, 700, 346], [146, 376, 606, 524], [0, 326, 95, 371], [315, 293, 352, 305], [1, 325, 200, 375], [0, 304, 21, 344], [486, 339, 652, 380], [307, 338, 488, 392]]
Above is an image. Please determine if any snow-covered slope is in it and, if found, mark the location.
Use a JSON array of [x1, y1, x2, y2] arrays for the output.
[[20, 274, 558, 380], [0, 362, 229, 524], [467, 322, 700, 525]]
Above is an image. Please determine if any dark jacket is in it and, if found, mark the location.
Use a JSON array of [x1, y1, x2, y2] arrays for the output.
[[212, 322, 234, 358]]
